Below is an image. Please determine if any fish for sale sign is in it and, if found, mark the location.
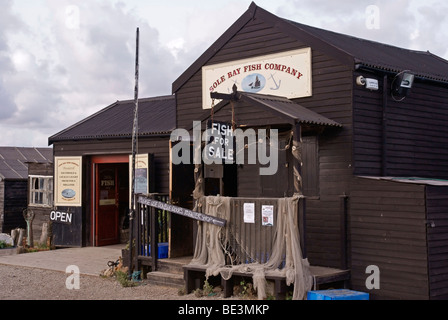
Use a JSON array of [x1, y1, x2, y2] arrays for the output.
[[204, 120, 234, 164], [202, 48, 312, 109]]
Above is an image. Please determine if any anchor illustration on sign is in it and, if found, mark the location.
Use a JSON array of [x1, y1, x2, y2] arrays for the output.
[[268, 73, 281, 90]]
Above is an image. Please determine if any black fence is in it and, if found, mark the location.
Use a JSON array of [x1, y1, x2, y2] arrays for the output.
[[134, 193, 169, 272]]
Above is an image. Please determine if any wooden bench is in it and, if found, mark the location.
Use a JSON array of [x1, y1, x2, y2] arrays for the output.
[[183, 264, 350, 299]]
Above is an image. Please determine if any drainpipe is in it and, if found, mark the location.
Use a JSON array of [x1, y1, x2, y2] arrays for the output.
[[382, 75, 388, 176]]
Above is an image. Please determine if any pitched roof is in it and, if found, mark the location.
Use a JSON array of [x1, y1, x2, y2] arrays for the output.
[[48, 95, 176, 144], [0, 147, 53, 180], [284, 19, 448, 83], [173, 2, 448, 92]]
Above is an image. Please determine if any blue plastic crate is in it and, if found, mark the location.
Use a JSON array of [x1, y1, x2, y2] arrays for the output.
[[141, 242, 169, 259], [307, 289, 369, 300]]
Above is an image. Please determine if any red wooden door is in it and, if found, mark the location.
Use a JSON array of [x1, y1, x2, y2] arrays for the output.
[[96, 164, 120, 246]]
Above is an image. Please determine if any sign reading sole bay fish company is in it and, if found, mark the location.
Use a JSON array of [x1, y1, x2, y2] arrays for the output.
[[202, 48, 312, 109]]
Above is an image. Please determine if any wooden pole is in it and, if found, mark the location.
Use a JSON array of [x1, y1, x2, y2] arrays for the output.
[[292, 122, 302, 194], [129, 27, 139, 278]]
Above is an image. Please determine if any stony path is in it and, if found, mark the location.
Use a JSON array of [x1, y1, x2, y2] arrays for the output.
[[0, 264, 226, 300]]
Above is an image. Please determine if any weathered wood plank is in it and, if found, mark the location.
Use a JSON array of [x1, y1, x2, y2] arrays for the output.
[[138, 196, 226, 227]]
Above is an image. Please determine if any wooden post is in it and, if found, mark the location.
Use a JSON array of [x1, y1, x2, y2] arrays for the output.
[[23, 208, 34, 247], [135, 199, 142, 269], [298, 197, 307, 259], [292, 122, 302, 194], [129, 27, 140, 279], [150, 206, 158, 271], [340, 195, 348, 270]]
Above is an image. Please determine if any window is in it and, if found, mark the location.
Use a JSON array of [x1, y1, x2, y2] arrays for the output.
[[301, 135, 319, 197], [29, 176, 53, 207]]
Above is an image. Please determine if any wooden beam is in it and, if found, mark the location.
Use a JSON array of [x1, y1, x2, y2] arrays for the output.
[[292, 122, 302, 194], [138, 195, 226, 227]]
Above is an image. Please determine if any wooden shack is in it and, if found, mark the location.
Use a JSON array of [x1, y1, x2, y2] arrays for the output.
[[48, 96, 177, 247], [0, 147, 53, 234], [48, 2, 448, 299], [169, 3, 448, 299]]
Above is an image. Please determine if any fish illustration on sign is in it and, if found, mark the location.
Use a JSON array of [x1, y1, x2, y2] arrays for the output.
[[62, 189, 76, 199]]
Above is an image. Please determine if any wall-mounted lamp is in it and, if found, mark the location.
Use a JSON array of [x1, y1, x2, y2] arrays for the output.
[[391, 70, 414, 101], [356, 75, 379, 90]]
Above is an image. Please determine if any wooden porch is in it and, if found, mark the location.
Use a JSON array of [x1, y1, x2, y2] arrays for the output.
[[130, 193, 350, 299]]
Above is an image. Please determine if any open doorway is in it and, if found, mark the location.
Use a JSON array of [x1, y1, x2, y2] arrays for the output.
[[91, 155, 130, 247], [95, 163, 129, 246]]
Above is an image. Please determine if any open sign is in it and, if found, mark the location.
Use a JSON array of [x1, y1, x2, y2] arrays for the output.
[[50, 210, 73, 224]]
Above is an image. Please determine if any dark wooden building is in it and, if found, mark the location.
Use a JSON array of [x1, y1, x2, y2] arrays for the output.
[[0, 147, 53, 234], [48, 3, 448, 299], [48, 96, 177, 248], [170, 3, 448, 299]]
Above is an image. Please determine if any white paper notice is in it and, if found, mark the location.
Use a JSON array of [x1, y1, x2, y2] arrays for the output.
[[261, 205, 274, 226], [243, 203, 255, 223]]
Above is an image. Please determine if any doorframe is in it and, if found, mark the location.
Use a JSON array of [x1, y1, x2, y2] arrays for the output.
[[91, 155, 129, 246]]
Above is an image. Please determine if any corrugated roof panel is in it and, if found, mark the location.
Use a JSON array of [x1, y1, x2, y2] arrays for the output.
[[240, 92, 342, 127], [0, 147, 53, 180], [49, 95, 176, 143], [288, 20, 448, 82], [0, 161, 20, 179]]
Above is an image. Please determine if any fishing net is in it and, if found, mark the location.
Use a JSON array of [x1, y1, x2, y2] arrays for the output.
[[189, 194, 312, 300]]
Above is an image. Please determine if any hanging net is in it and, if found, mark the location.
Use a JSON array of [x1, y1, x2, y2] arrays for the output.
[[189, 194, 312, 300]]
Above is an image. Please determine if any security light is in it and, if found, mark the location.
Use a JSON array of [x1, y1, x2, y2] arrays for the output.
[[392, 70, 414, 100]]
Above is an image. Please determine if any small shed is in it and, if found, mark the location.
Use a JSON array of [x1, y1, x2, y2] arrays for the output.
[[0, 147, 53, 234], [48, 96, 176, 247], [350, 176, 448, 300]]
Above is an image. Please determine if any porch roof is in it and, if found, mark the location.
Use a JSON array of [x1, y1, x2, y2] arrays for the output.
[[198, 91, 342, 128], [239, 92, 342, 127]]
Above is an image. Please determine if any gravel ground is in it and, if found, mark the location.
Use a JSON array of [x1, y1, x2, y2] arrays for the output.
[[0, 263, 234, 300]]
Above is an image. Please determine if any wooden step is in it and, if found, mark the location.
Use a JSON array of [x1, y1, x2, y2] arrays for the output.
[[146, 271, 184, 288], [157, 260, 184, 274], [157, 256, 192, 274]]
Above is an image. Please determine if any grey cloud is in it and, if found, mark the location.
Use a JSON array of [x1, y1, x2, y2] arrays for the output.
[[1, 0, 182, 146]]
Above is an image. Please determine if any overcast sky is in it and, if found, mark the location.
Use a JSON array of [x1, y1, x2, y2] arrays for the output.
[[1, 0, 447, 147]]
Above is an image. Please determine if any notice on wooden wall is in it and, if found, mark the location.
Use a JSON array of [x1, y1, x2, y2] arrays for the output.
[[129, 154, 149, 205], [243, 202, 255, 223], [261, 205, 274, 226], [54, 156, 82, 207]]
